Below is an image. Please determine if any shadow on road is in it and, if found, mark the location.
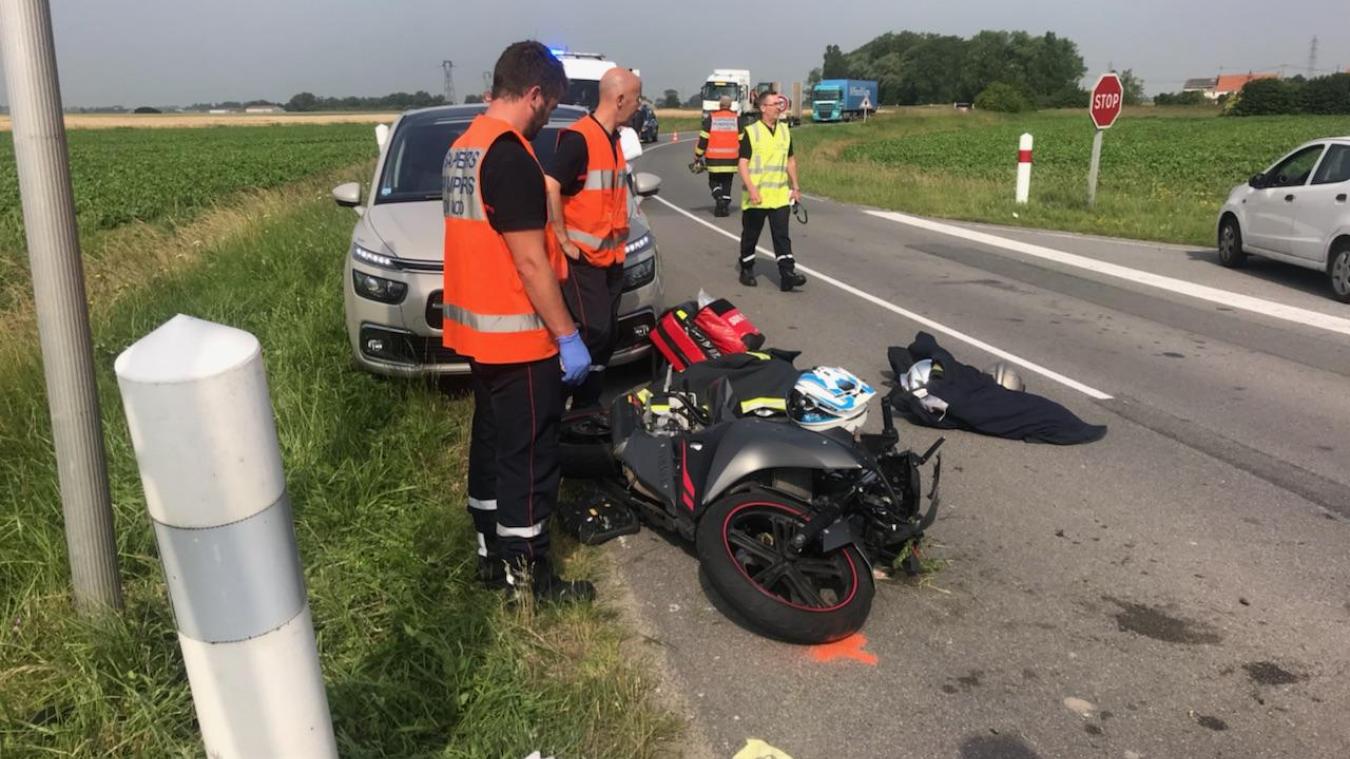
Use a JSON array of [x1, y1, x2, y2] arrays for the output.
[[1184, 248, 1333, 300]]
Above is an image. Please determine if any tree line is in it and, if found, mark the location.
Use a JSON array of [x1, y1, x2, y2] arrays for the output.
[[806, 30, 1098, 109]]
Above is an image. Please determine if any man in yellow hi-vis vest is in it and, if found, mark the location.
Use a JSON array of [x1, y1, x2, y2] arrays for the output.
[[736, 90, 806, 292]]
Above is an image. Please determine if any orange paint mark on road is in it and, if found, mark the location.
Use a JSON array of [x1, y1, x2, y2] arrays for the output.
[[808, 633, 878, 665]]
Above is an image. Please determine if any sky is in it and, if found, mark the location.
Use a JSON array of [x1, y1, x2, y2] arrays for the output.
[[1, 0, 1347, 107]]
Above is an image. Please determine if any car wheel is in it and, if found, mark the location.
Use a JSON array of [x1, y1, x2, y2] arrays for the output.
[[1217, 217, 1247, 268], [1329, 243, 1350, 303]]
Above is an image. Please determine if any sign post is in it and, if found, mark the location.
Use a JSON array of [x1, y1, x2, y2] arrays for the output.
[[1087, 73, 1123, 208]]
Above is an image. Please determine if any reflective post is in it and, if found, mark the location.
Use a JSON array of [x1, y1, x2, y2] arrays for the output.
[[115, 315, 337, 758]]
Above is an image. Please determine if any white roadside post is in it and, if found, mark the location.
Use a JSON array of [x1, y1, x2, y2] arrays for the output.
[[1015, 133, 1034, 204], [114, 315, 338, 759]]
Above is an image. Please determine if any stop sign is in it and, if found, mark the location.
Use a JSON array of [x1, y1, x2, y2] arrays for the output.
[[1089, 73, 1123, 129]]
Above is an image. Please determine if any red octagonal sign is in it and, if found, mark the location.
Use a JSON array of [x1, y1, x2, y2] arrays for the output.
[[1090, 73, 1123, 129]]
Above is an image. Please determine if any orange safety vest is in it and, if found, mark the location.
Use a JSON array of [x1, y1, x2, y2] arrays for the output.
[[442, 115, 567, 364], [704, 108, 741, 169], [560, 116, 629, 267]]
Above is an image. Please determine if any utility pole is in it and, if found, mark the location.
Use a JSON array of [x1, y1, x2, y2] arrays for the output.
[[482, 70, 492, 97], [1307, 36, 1318, 78], [0, 0, 122, 613], [441, 59, 456, 105]]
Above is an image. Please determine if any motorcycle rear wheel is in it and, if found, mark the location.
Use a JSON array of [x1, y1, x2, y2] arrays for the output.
[[696, 489, 874, 644]]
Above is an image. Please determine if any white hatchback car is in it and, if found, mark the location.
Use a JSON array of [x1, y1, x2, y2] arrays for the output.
[[333, 104, 664, 376], [1217, 137, 1350, 302]]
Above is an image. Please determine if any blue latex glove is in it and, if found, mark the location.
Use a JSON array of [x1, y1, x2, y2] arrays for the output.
[[557, 330, 592, 386]]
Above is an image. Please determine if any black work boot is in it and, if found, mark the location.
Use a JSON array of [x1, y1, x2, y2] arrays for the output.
[[780, 270, 807, 292], [505, 556, 596, 605], [739, 268, 757, 287], [476, 553, 508, 590]]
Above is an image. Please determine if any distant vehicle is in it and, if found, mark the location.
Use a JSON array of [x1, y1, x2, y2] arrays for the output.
[[332, 104, 665, 377], [701, 69, 752, 119], [556, 50, 618, 110], [1216, 137, 1350, 302], [554, 50, 641, 111], [632, 102, 659, 143], [811, 79, 878, 122]]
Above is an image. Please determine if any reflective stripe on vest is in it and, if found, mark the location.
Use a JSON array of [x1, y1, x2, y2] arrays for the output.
[[441, 115, 563, 364], [561, 116, 629, 267], [742, 120, 792, 210]]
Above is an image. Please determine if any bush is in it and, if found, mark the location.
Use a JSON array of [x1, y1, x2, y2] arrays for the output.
[[1229, 78, 1302, 116], [1038, 86, 1089, 109], [975, 82, 1034, 113], [1302, 73, 1350, 114], [1154, 90, 1208, 106], [132, 106, 161, 114]]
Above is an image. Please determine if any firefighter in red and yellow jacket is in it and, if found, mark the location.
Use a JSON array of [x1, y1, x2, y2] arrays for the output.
[[443, 41, 594, 603], [694, 95, 741, 217], [545, 67, 642, 410]]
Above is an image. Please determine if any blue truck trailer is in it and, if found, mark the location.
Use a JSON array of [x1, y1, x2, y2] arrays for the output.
[[811, 79, 878, 122]]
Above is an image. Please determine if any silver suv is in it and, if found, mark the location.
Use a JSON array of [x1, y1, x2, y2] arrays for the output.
[[333, 104, 664, 376]]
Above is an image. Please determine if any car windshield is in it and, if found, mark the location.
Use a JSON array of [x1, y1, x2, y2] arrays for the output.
[[564, 80, 600, 110], [702, 82, 739, 102], [815, 87, 842, 101], [375, 121, 561, 204]]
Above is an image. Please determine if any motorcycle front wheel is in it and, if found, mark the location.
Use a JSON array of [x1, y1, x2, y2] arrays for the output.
[[696, 489, 874, 644]]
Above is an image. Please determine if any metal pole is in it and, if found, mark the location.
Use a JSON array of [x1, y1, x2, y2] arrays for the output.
[[115, 315, 337, 758], [0, 0, 122, 612], [1087, 128, 1104, 208]]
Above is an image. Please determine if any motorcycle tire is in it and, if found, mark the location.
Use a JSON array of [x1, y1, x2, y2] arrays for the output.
[[696, 488, 874, 644], [559, 409, 616, 479]]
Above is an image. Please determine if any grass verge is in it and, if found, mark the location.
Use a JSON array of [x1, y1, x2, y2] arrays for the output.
[[0, 180, 680, 757], [794, 107, 1350, 246]]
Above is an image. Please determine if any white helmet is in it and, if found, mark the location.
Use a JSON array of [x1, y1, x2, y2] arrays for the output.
[[900, 358, 941, 392], [790, 367, 875, 433], [985, 361, 1025, 392]]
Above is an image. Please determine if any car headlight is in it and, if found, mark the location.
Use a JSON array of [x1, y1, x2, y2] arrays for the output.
[[352, 269, 407, 303], [624, 233, 652, 255], [623, 256, 656, 290], [352, 243, 397, 269]]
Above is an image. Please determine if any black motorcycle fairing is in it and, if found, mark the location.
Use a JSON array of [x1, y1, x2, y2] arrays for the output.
[[702, 419, 864, 507]]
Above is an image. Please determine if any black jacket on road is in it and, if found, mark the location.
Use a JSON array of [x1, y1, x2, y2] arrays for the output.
[[887, 332, 1107, 445]]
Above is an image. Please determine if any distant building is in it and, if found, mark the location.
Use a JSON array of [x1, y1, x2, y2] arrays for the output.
[[208, 108, 232, 114], [1209, 72, 1278, 100], [1182, 77, 1217, 93], [244, 105, 286, 114]]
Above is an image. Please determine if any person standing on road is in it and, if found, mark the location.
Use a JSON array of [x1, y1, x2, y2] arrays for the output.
[[737, 90, 806, 291], [545, 67, 641, 410], [442, 40, 595, 604], [693, 95, 741, 217]]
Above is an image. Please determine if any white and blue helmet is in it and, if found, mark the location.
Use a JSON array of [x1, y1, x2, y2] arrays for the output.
[[790, 367, 876, 432]]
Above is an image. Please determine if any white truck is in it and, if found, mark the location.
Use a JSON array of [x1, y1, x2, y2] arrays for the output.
[[700, 69, 752, 117], [555, 50, 640, 111]]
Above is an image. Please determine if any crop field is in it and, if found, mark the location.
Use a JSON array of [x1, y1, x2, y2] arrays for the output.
[[0, 124, 377, 300], [795, 108, 1350, 244]]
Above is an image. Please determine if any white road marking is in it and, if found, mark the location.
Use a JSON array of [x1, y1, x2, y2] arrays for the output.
[[650, 195, 1114, 400], [866, 209, 1350, 338], [800, 192, 827, 202]]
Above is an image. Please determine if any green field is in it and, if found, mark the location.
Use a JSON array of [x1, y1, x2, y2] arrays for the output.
[[0, 126, 677, 756], [795, 107, 1350, 245], [0, 125, 377, 308]]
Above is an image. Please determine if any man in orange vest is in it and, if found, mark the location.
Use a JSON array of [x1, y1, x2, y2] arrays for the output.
[[443, 41, 595, 603], [693, 95, 741, 216], [545, 67, 641, 410]]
